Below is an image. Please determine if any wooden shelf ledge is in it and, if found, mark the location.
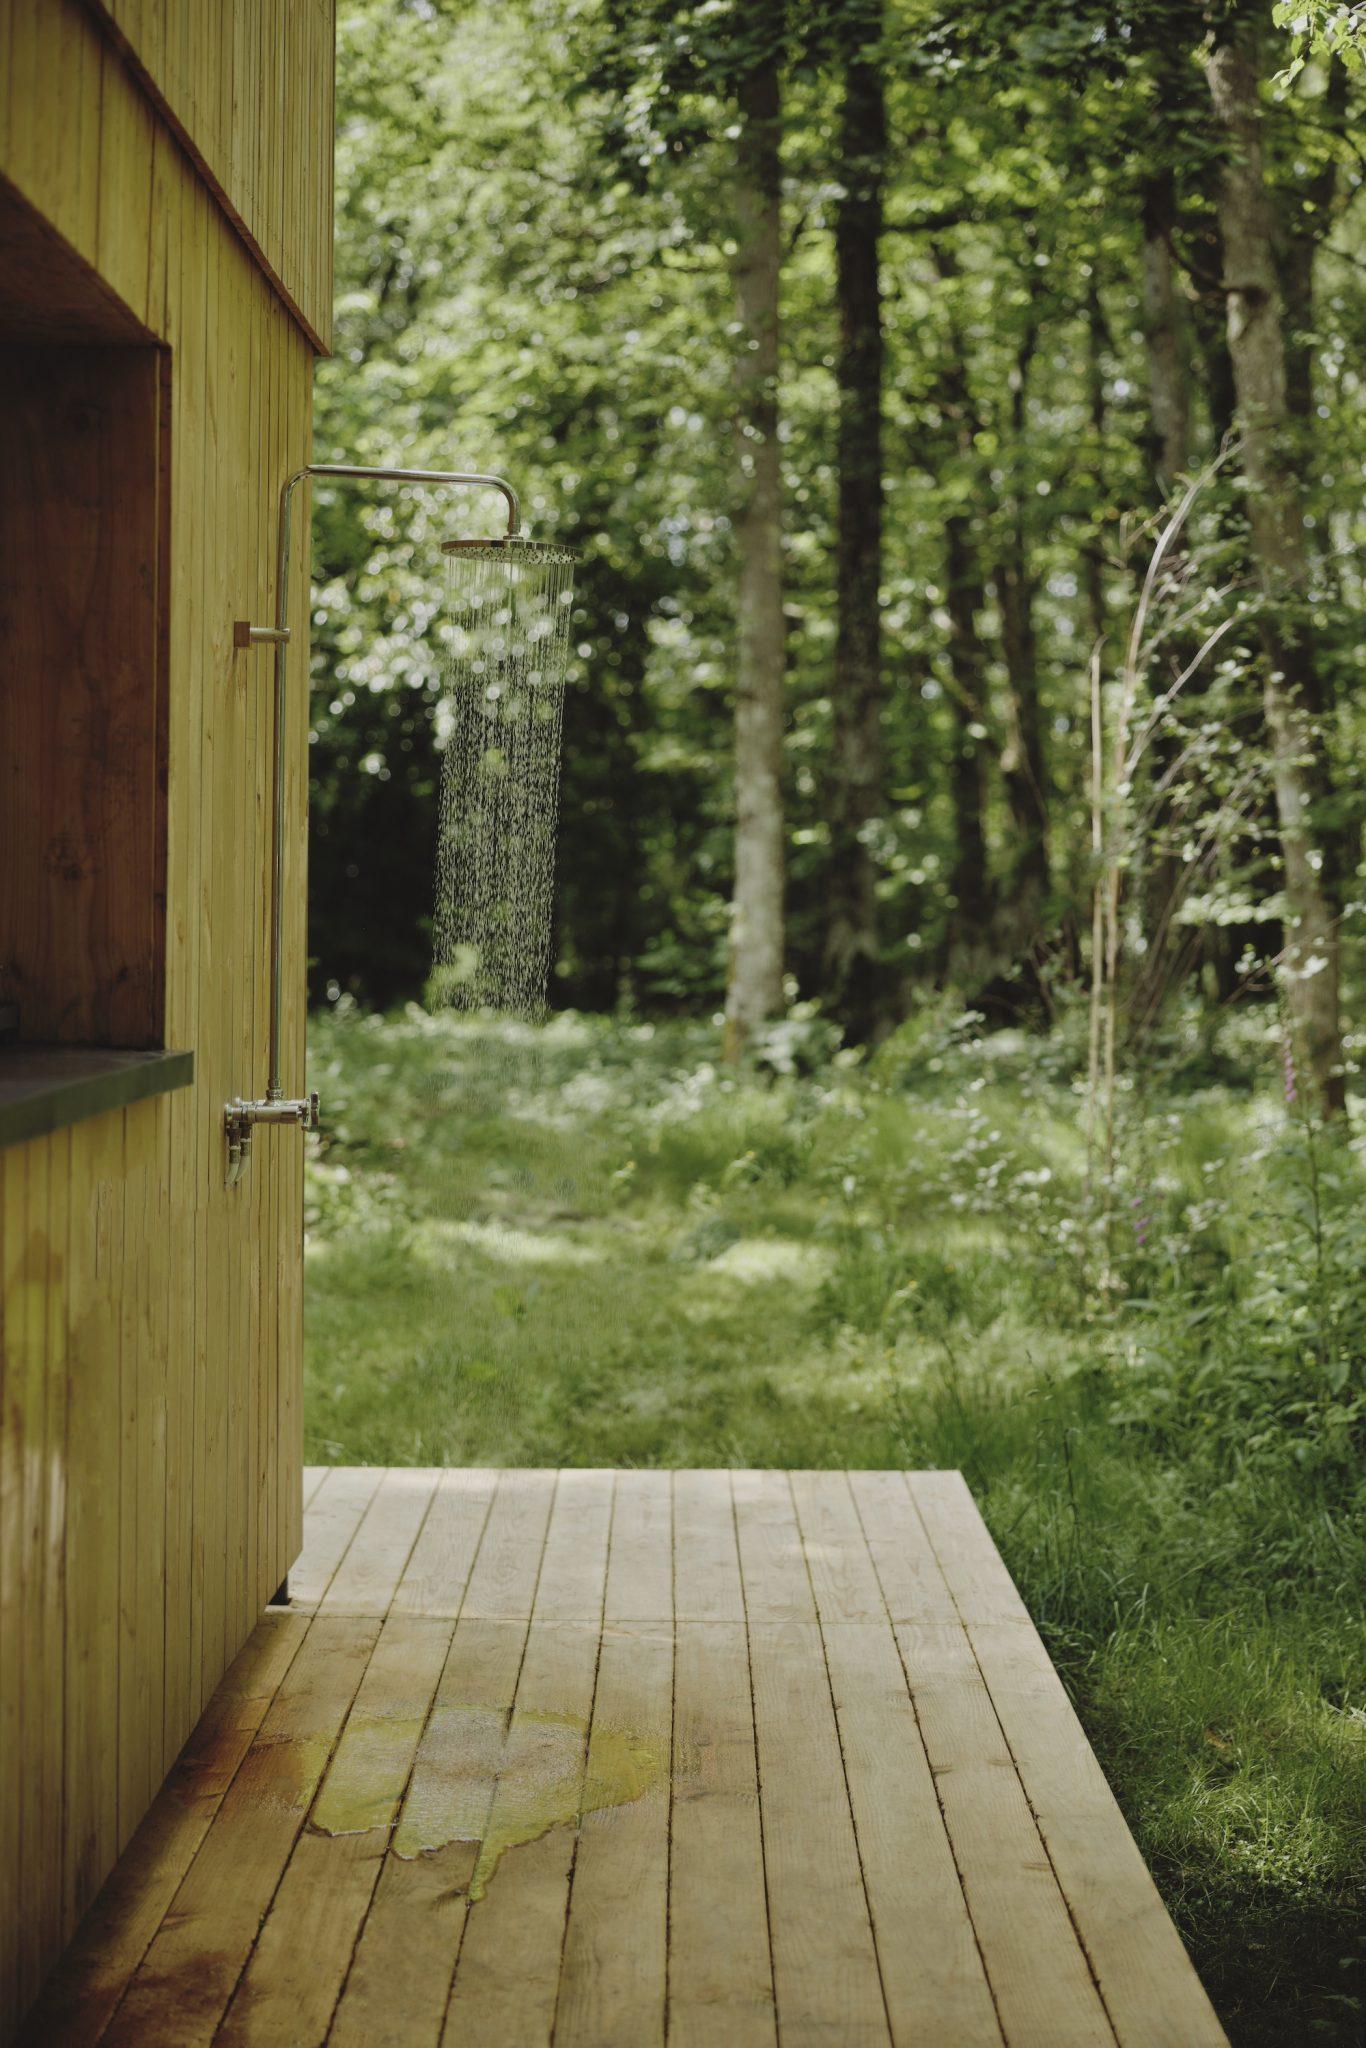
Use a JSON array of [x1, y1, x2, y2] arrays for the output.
[[0, 1046, 194, 1150]]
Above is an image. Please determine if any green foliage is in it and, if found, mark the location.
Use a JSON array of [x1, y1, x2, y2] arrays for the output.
[[312, 0, 1363, 1023], [1274, 2, 1366, 81]]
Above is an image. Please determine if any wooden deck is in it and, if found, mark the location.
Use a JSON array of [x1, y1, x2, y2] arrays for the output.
[[21, 1467, 1227, 2047]]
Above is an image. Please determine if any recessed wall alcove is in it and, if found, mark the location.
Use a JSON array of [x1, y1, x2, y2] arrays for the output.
[[0, 174, 190, 1147], [0, 177, 170, 1054]]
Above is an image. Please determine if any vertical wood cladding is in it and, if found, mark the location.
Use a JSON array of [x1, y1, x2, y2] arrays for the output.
[[0, 1, 332, 2033]]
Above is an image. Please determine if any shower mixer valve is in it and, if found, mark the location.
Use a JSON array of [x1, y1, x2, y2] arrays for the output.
[[224, 1092, 320, 1188]]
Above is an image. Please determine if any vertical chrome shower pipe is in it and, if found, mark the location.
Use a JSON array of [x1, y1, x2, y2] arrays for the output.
[[266, 463, 520, 1099], [226, 463, 520, 1182]]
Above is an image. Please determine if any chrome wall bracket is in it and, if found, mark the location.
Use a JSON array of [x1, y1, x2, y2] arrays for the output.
[[233, 622, 292, 648], [224, 1092, 319, 1188]]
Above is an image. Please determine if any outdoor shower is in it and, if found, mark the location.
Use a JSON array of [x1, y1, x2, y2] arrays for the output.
[[226, 464, 576, 1185]]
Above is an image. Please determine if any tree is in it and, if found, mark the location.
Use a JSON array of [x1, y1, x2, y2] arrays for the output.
[[822, 0, 888, 1042], [1141, 157, 1191, 492], [1205, 16, 1345, 1115], [991, 235, 1052, 936], [725, 2, 789, 1056], [930, 244, 996, 990]]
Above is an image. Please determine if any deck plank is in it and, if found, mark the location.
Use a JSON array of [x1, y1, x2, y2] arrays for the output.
[[848, 1468, 961, 1624], [288, 1466, 384, 1610], [531, 1467, 615, 1624], [907, 1470, 1034, 1627], [822, 1618, 1002, 2046], [441, 1621, 604, 2047], [216, 1615, 454, 2046], [555, 1620, 673, 2045], [790, 1468, 888, 1624], [21, 1470, 1226, 2048], [458, 1467, 556, 1622], [898, 1621, 1116, 2047], [731, 1468, 818, 1624], [603, 1467, 673, 1625], [318, 1467, 441, 1618], [390, 1466, 498, 1619], [101, 1615, 381, 2048], [969, 1619, 1228, 2048], [668, 1620, 776, 2048], [330, 1615, 530, 2048], [748, 1621, 890, 2046], [440, 1471, 614, 2047], [672, 1469, 745, 1622]]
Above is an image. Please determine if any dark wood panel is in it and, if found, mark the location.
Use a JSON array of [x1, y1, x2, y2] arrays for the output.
[[0, 343, 170, 1047]]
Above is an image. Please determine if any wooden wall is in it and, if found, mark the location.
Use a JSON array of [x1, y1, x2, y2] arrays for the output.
[[0, 0, 331, 2034], [76, 0, 334, 350]]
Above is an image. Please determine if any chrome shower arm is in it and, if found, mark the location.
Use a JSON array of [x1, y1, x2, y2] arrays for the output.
[[227, 461, 521, 1181], [272, 467, 520, 645]]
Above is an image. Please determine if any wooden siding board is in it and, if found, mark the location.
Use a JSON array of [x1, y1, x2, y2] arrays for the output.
[[63, 1112, 125, 1932], [0, 1142, 26, 2037], [0, 3, 328, 2024], [158, 116, 192, 1753], [259, 269, 280, 1612], [35, 1130, 71, 1980], [279, 306, 310, 1583], [224, 218, 250, 1676]]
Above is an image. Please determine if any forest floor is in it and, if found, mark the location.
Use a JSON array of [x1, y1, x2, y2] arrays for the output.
[[304, 1003, 1363, 2047]]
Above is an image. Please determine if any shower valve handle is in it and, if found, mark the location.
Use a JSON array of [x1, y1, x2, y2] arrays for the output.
[[224, 1092, 321, 1186]]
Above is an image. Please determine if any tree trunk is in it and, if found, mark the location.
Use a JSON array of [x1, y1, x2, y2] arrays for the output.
[[723, 34, 786, 1059], [991, 268, 1050, 932], [1276, 62, 1358, 894], [1136, 164, 1192, 993], [931, 245, 996, 989], [993, 537, 1049, 927], [944, 510, 994, 987], [1278, 65, 1343, 445], [1082, 275, 1109, 653], [1140, 164, 1191, 492], [824, 7, 886, 1043], [1205, 24, 1345, 1116]]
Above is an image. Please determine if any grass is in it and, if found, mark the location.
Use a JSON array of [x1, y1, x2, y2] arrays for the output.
[[305, 1001, 1364, 2045]]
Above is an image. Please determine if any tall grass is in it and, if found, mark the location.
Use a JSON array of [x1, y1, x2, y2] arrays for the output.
[[305, 1002, 1364, 2044]]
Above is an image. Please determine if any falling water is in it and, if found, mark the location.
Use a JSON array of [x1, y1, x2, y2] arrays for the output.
[[431, 539, 575, 1015]]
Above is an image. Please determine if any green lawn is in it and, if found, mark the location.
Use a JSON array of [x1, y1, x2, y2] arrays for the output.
[[305, 1003, 1364, 2046]]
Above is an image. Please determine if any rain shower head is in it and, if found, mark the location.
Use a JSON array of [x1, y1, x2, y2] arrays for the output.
[[439, 536, 576, 561]]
